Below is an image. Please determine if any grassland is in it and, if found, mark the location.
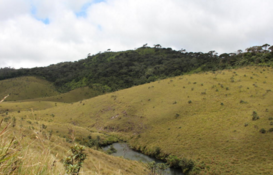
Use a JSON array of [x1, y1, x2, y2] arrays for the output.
[[0, 76, 60, 101], [1, 66, 273, 174], [0, 76, 101, 103]]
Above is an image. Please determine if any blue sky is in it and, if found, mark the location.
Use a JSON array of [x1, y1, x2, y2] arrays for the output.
[[31, 5, 50, 24], [75, 0, 105, 18], [0, 0, 273, 68]]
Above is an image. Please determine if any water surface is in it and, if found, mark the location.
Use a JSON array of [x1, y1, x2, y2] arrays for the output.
[[103, 143, 183, 175]]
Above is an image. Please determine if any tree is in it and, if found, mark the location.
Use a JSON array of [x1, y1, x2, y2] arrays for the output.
[[262, 43, 270, 51], [208, 50, 215, 57], [237, 49, 243, 54], [142, 43, 148, 47], [269, 45, 273, 52], [154, 44, 161, 48], [180, 48, 186, 53]]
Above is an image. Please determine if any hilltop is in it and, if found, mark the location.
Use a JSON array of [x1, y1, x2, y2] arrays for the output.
[[1, 44, 273, 94]]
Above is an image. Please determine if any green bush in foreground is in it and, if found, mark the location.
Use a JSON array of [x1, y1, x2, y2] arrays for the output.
[[64, 144, 86, 175]]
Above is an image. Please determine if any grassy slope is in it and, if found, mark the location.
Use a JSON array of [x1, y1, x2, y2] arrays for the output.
[[0, 122, 148, 175], [0, 76, 101, 103], [29, 87, 102, 103], [3, 66, 273, 174], [0, 76, 60, 101]]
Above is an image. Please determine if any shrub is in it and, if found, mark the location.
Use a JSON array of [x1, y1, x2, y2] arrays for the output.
[[4, 117, 11, 122], [42, 124, 47, 129], [12, 117, 16, 127], [268, 117, 273, 120], [259, 128, 266, 134], [175, 114, 180, 119], [240, 100, 247, 104], [188, 100, 192, 104], [244, 123, 248, 127], [63, 144, 86, 174], [106, 145, 117, 154], [270, 122, 273, 125], [179, 158, 195, 174], [221, 103, 224, 106], [147, 161, 169, 175], [166, 155, 180, 168], [268, 128, 273, 132], [252, 111, 259, 121]]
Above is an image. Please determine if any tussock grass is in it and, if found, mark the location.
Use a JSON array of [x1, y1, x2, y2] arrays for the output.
[[3, 66, 273, 174], [14, 66, 272, 175]]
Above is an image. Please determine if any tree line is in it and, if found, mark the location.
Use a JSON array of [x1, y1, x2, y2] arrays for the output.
[[0, 44, 272, 93]]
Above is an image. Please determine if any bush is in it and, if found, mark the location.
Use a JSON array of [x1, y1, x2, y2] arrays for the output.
[[166, 155, 180, 168], [179, 158, 195, 174], [106, 145, 117, 154], [147, 161, 169, 175], [175, 114, 180, 119], [259, 128, 266, 134], [240, 100, 247, 104], [268, 128, 273, 132], [252, 111, 259, 121], [63, 144, 86, 174], [188, 100, 192, 104]]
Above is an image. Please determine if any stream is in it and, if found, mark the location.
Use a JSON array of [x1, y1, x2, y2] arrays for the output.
[[103, 143, 183, 175]]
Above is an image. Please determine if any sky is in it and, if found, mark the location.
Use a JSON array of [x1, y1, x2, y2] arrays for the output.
[[0, 0, 273, 69]]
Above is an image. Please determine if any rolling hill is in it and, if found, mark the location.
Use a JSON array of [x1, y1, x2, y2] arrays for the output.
[[2, 66, 273, 174]]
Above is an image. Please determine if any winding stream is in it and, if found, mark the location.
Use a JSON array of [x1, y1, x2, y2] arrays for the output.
[[103, 143, 183, 175]]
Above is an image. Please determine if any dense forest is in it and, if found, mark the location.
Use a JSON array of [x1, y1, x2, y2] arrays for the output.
[[1, 44, 273, 93]]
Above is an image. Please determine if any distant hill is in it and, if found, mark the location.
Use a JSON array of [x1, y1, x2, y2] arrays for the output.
[[1, 45, 272, 94], [0, 76, 59, 101], [0, 76, 101, 102]]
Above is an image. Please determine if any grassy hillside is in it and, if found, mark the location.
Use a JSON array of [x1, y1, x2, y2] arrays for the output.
[[0, 76, 60, 101], [0, 76, 101, 103], [30, 87, 102, 103], [2, 66, 273, 174], [0, 121, 148, 175]]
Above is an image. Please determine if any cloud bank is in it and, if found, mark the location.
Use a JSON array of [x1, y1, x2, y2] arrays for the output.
[[0, 0, 273, 68]]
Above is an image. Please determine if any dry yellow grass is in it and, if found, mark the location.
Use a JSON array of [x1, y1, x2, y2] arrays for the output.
[[2, 66, 273, 174]]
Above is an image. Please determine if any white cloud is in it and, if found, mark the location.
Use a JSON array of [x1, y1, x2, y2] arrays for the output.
[[0, 0, 273, 68]]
